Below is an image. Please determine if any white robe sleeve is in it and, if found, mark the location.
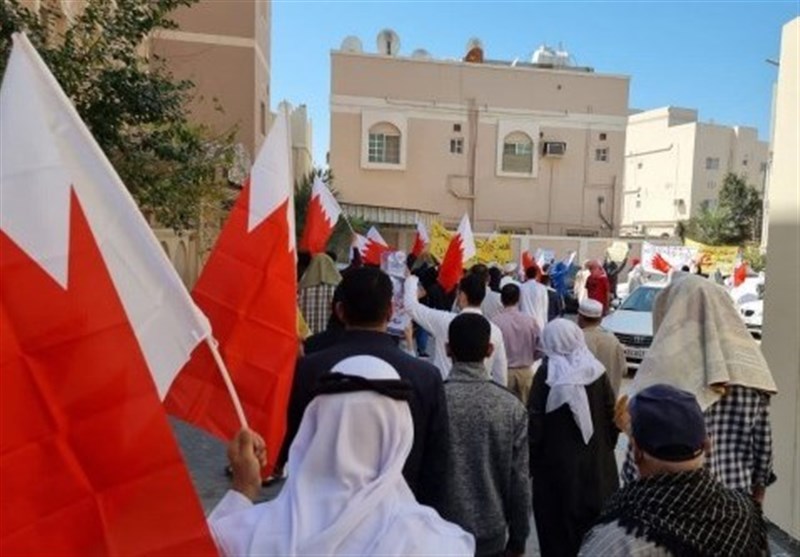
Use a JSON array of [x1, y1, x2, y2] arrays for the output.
[[207, 490, 261, 557]]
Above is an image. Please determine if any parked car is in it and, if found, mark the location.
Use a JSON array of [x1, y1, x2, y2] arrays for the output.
[[738, 299, 763, 339], [601, 284, 666, 373]]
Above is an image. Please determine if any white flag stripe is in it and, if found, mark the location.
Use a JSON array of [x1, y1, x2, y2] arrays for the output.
[[416, 221, 429, 244], [456, 214, 477, 262], [249, 110, 293, 244], [311, 176, 342, 226], [366, 226, 389, 247], [0, 34, 210, 398]]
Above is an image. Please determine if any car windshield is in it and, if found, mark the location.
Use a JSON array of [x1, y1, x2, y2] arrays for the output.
[[619, 286, 661, 312]]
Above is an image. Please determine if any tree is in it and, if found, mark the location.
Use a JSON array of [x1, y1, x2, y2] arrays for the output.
[[0, 0, 234, 230], [677, 172, 763, 246], [718, 172, 763, 244]]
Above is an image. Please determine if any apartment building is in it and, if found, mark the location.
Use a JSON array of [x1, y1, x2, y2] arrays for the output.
[[150, 0, 271, 160], [621, 107, 769, 237], [329, 34, 630, 242]]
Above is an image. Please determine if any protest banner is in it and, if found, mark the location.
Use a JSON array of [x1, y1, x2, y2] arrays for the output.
[[684, 238, 739, 275]]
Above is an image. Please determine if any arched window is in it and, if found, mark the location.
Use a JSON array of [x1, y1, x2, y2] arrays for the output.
[[502, 132, 533, 173], [368, 122, 401, 164]]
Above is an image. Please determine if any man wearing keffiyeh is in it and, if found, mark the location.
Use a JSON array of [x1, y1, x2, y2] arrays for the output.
[[580, 384, 768, 557]]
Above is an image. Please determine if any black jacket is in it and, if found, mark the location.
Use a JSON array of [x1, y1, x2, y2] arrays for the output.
[[277, 330, 449, 512]]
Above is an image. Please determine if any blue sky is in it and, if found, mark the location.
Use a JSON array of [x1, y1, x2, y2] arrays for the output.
[[271, 1, 798, 165]]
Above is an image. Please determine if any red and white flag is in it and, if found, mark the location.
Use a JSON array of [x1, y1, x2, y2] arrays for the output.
[[359, 226, 391, 265], [438, 214, 476, 293], [165, 110, 299, 474], [651, 252, 673, 274], [410, 221, 430, 257], [0, 34, 215, 555], [733, 253, 748, 287], [521, 250, 536, 275], [298, 176, 342, 254]]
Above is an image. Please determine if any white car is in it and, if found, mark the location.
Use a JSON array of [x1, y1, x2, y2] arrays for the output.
[[601, 284, 666, 373], [738, 299, 763, 339]]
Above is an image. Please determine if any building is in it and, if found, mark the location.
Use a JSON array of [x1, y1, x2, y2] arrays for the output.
[[150, 0, 271, 161], [762, 17, 799, 539], [621, 107, 769, 238], [286, 102, 314, 184], [329, 34, 630, 245]]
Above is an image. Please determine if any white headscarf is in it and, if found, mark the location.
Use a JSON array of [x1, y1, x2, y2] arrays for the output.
[[542, 318, 606, 444], [210, 356, 474, 556], [630, 273, 776, 410]]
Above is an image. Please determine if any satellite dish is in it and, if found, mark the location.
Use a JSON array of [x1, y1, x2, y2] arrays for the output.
[[464, 37, 485, 63], [376, 29, 401, 56], [340, 36, 363, 53], [465, 37, 484, 53], [411, 48, 432, 60]]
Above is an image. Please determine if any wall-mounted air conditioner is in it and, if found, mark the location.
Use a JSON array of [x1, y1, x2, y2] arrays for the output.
[[543, 141, 566, 157]]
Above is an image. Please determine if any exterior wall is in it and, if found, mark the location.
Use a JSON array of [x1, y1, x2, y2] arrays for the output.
[[622, 107, 768, 237], [330, 51, 629, 236], [289, 104, 314, 184], [762, 17, 800, 539], [150, 0, 270, 159]]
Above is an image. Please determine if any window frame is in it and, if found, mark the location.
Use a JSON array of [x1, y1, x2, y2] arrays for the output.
[[595, 147, 609, 162]]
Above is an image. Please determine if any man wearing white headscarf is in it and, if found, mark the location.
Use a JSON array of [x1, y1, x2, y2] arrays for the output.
[[208, 355, 474, 556], [621, 273, 777, 503], [528, 319, 619, 557]]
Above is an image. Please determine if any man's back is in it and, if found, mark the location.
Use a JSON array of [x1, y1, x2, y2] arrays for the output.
[[582, 325, 626, 395], [280, 330, 449, 511], [519, 280, 548, 330], [492, 309, 538, 369], [442, 362, 530, 556]]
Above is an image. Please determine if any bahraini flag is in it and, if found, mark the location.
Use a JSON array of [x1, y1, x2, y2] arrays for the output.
[[438, 214, 476, 293], [298, 176, 342, 254], [0, 34, 215, 556], [165, 110, 299, 476]]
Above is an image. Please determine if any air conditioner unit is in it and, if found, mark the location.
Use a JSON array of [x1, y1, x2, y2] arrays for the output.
[[673, 198, 685, 207], [543, 141, 566, 157]]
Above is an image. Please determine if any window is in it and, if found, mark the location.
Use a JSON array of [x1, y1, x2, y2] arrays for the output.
[[760, 162, 768, 173], [595, 147, 609, 162], [450, 138, 464, 154], [367, 122, 401, 164], [742, 159, 748, 166], [502, 132, 533, 173], [700, 199, 718, 211], [705, 157, 720, 170], [453, 123, 462, 133], [637, 162, 643, 169], [599, 132, 607, 141], [635, 199, 641, 208], [708, 181, 717, 189]]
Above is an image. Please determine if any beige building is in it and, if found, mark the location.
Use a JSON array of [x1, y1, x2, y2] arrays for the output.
[[762, 17, 799, 539], [621, 107, 769, 237], [286, 102, 314, 184], [150, 0, 272, 160], [330, 35, 630, 243]]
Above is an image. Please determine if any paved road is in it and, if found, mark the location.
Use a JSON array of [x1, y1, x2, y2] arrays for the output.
[[172, 404, 798, 556]]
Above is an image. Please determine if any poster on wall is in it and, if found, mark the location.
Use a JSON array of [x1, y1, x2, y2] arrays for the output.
[[641, 242, 698, 274]]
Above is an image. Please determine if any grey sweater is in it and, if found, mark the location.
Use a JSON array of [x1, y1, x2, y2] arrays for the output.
[[442, 362, 531, 556]]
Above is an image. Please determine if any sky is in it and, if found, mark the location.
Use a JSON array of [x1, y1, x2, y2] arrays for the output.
[[270, 1, 799, 165]]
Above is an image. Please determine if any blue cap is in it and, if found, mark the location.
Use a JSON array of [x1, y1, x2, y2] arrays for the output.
[[630, 384, 706, 462]]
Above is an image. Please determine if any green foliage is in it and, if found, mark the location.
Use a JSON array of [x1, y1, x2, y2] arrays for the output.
[[0, 0, 234, 230], [294, 168, 368, 260], [743, 244, 766, 273], [677, 172, 763, 246]]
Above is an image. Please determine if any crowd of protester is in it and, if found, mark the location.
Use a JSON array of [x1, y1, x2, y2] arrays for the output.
[[208, 247, 776, 557]]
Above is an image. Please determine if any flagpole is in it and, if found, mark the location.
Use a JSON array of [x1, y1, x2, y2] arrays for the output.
[[206, 337, 249, 429]]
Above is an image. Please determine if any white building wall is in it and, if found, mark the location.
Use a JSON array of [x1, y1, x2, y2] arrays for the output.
[[622, 107, 768, 237]]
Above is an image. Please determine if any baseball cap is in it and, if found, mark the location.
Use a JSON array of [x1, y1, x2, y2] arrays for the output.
[[630, 384, 706, 462]]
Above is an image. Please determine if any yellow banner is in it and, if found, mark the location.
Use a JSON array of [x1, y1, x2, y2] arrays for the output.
[[684, 238, 739, 275], [428, 221, 513, 265]]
